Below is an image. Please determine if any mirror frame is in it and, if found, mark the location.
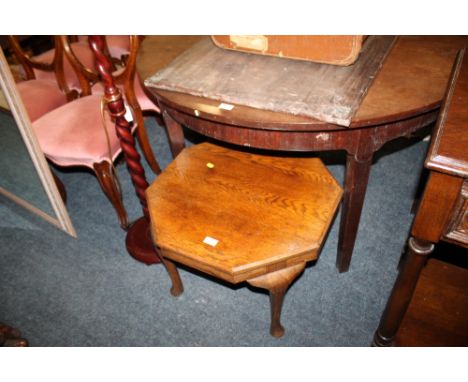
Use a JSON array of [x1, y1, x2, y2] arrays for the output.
[[0, 47, 76, 237]]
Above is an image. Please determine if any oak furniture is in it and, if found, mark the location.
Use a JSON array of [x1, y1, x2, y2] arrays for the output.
[[137, 36, 468, 272], [146, 143, 342, 337], [373, 49, 468, 347], [91, 36, 343, 337]]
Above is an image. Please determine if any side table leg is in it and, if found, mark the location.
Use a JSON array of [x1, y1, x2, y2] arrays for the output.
[[372, 237, 434, 346], [337, 152, 373, 272], [247, 263, 305, 338], [162, 110, 186, 158], [159, 253, 184, 297]]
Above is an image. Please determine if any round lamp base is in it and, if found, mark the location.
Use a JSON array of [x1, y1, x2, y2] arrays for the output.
[[125, 216, 161, 265]]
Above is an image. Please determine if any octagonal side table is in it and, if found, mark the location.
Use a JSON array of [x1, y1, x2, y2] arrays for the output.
[[146, 142, 342, 337]]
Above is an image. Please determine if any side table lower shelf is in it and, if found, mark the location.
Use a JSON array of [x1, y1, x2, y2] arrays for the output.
[[395, 257, 468, 346]]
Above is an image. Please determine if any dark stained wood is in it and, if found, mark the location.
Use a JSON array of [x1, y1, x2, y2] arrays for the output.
[[146, 142, 342, 336], [61, 36, 162, 175], [162, 110, 185, 158], [372, 237, 434, 347], [411, 172, 463, 242], [444, 181, 468, 245], [8, 36, 79, 101], [373, 49, 468, 346], [396, 258, 468, 346], [146, 36, 396, 126], [93, 160, 129, 230], [125, 216, 161, 265], [89, 36, 160, 264], [138, 36, 466, 273], [426, 48, 468, 178], [140, 36, 468, 130], [337, 148, 373, 272], [158, 100, 437, 275]]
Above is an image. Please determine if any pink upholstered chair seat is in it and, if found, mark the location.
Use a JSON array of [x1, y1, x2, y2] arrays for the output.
[[32, 94, 132, 168], [16, 79, 68, 122], [92, 75, 160, 113], [32, 42, 96, 91]]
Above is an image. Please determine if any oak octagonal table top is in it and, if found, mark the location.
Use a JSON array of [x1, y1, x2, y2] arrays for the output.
[[146, 143, 343, 283]]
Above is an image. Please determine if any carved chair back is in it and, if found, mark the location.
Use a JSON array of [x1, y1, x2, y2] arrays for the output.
[[7, 36, 71, 99]]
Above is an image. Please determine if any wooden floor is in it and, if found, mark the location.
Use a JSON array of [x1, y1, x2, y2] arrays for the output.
[[395, 243, 468, 346]]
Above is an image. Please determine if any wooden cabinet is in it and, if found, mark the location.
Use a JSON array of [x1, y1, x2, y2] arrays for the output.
[[373, 49, 468, 346]]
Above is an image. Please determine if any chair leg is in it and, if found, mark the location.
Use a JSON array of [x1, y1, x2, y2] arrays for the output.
[[159, 251, 184, 296], [93, 161, 129, 230], [134, 108, 162, 175], [247, 263, 305, 338]]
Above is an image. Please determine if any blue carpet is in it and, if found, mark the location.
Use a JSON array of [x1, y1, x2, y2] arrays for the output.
[[0, 116, 430, 346]]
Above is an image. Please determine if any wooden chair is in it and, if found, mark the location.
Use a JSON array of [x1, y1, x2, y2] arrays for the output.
[[6, 36, 153, 228], [7, 36, 95, 101], [30, 94, 132, 229], [6, 36, 71, 122], [60, 35, 162, 175], [24, 37, 139, 229], [91, 36, 343, 337], [78, 35, 131, 65]]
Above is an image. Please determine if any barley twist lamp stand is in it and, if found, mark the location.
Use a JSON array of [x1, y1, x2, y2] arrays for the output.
[[90, 36, 343, 337], [89, 35, 160, 265]]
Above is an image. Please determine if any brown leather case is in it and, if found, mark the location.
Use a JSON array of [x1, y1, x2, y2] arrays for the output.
[[211, 35, 367, 66]]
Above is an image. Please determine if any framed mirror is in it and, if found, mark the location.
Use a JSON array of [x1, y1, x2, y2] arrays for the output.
[[0, 47, 76, 237]]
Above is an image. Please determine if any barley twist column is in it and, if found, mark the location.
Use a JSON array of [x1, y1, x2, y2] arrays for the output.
[[89, 35, 160, 265]]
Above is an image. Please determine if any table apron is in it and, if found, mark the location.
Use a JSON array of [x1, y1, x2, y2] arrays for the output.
[[165, 107, 438, 157]]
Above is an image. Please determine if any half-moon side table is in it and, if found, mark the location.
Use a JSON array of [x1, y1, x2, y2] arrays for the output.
[[138, 36, 468, 272]]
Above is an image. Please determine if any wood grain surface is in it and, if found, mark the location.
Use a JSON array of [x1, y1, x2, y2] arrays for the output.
[[146, 143, 342, 283], [396, 258, 468, 346], [426, 49, 468, 178], [138, 36, 468, 129], [145, 36, 395, 126]]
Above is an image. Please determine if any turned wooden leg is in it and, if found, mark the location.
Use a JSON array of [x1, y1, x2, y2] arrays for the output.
[[93, 160, 129, 230], [337, 152, 373, 273], [159, 251, 184, 296], [372, 237, 434, 346], [162, 110, 185, 158], [247, 263, 306, 338], [133, 106, 162, 175]]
